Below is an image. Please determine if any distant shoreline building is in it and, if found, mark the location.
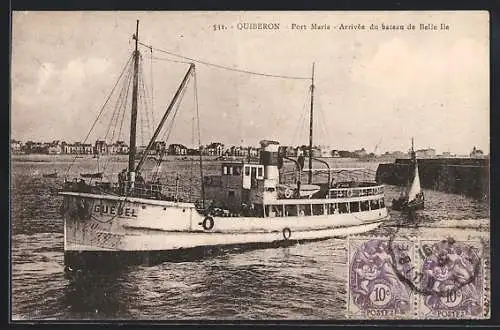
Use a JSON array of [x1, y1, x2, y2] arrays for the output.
[[415, 148, 436, 158], [13, 138, 481, 160]]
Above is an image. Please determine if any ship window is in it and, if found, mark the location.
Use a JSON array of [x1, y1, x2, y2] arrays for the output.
[[370, 199, 380, 210], [257, 167, 263, 178], [350, 201, 360, 213], [360, 200, 370, 211], [251, 167, 257, 178], [379, 198, 385, 208], [254, 204, 264, 217], [298, 204, 311, 216], [245, 166, 250, 176], [274, 205, 283, 217], [223, 166, 228, 175], [229, 166, 233, 175], [312, 204, 324, 216], [234, 167, 241, 175], [285, 205, 297, 216], [338, 203, 349, 214], [265, 205, 283, 217], [228, 190, 235, 197], [329, 203, 339, 214]]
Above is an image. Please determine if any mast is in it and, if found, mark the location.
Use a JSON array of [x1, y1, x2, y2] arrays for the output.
[[128, 20, 140, 181], [308, 63, 315, 184], [407, 137, 415, 193]]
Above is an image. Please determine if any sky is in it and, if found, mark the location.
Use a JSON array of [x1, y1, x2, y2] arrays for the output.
[[11, 11, 489, 154]]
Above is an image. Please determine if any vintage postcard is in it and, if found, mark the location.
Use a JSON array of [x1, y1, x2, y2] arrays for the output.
[[11, 11, 489, 321]]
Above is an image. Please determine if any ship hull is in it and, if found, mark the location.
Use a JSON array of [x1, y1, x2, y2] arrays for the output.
[[61, 191, 388, 269], [391, 197, 424, 211]]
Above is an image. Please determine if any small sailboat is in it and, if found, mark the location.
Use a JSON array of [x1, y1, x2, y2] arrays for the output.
[[81, 152, 103, 179], [392, 138, 424, 211]]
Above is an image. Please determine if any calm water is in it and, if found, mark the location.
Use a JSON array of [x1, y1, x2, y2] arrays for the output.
[[10, 155, 490, 320]]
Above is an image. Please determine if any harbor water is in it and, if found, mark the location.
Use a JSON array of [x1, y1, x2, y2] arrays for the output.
[[11, 155, 490, 320]]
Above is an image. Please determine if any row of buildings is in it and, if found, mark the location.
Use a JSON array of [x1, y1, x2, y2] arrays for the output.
[[10, 139, 486, 159], [11, 140, 130, 155]]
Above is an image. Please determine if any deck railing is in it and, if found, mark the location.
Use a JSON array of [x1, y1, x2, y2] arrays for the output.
[[64, 179, 198, 202], [328, 185, 384, 198]]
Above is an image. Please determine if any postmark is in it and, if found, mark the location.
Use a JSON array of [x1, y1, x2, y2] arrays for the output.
[[347, 237, 416, 319], [348, 232, 490, 319], [385, 220, 490, 319], [415, 238, 486, 319]]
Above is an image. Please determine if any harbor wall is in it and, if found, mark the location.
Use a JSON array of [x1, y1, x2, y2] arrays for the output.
[[375, 158, 489, 199]]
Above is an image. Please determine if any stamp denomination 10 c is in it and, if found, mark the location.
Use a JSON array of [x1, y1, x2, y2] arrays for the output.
[[347, 236, 489, 319]]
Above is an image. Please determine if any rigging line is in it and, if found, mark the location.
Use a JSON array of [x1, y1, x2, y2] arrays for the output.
[[314, 95, 328, 149], [64, 53, 134, 179], [294, 86, 310, 148], [103, 63, 135, 174], [139, 55, 152, 146], [159, 82, 188, 143], [139, 64, 145, 147], [138, 60, 152, 142], [138, 62, 149, 134], [92, 60, 133, 184], [107, 57, 134, 143], [151, 56, 192, 65], [189, 79, 196, 202], [315, 89, 334, 147], [194, 69, 205, 207], [101, 63, 133, 171], [149, 47, 156, 128], [291, 86, 310, 147], [116, 65, 134, 141], [152, 76, 190, 181], [105, 60, 134, 142], [139, 75, 147, 147], [139, 41, 310, 80]]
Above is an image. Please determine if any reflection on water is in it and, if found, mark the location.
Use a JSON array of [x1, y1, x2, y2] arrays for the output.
[[11, 157, 489, 320], [63, 269, 135, 319]]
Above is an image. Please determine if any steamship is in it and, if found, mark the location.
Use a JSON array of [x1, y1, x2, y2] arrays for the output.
[[59, 21, 390, 268]]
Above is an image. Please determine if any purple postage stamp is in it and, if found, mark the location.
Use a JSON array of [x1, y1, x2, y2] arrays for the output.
[[348, 236, 490, 320], [415, 238, 489, 319], [347, 237, 416, 319]]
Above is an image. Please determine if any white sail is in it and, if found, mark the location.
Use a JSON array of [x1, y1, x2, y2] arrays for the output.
[[407, 162, 421, 202]]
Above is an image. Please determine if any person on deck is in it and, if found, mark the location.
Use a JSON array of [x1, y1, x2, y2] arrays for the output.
[[153, 178, 162, 199], [77, 179, 86, 192], [118, 169, 127, 194], [136, 172, 145, 195]]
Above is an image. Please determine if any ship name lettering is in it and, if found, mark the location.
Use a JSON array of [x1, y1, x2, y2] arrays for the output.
[[94, 204, 137, 217]]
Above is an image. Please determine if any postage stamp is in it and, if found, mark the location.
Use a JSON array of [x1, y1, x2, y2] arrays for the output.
[[347, 235, 490, 319], [347, 237, 416, 319], [415, 238, 488, 319]]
